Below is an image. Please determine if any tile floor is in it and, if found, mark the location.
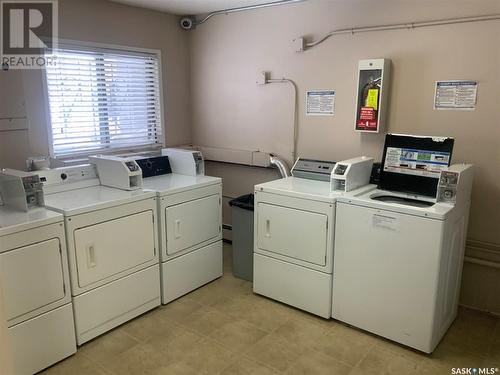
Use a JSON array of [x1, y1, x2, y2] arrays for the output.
[[42, 244, 500, 375]]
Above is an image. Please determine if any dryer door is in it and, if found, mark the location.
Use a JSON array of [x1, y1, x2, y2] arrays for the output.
[[165, 194, 220, 256], [74, 211, 155, 288], [0, 238, 65, 321], [256, 203, 328, 266]]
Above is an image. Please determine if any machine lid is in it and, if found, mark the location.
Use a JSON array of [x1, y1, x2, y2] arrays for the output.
[[255, 177, 375, 203], [141, 174, 221, 196], [44, 185, 156, 216], [336, 189, 453, 219], [0, 206, 62, 237], [379, 133, 454, 198]]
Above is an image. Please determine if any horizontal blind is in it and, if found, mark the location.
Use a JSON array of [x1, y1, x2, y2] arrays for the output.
[[45, 46, 162, 157]]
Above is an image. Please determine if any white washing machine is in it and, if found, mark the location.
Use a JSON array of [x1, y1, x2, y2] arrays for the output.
[[253, 174, 374, 318], [332, 134, 474, 353], [0, 206, 76, 374], [38, 165, 160, 345], [141, 167, 223, 304]]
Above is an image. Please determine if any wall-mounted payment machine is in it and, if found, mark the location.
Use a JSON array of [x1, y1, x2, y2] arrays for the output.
[[355, 59, 391, 133], [291, 158, 336, 181], [161, 148, 205, 176], [331, 156, 374, 193], [89, 155, 143, 190], [0, 169, 45, 211]]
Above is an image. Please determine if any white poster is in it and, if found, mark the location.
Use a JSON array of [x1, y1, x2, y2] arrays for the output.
[[306, 90, 335, 116], [434, 80, 478, 110]]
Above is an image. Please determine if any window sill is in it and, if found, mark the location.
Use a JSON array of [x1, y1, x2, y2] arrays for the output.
[[51, 147, 164, 167]]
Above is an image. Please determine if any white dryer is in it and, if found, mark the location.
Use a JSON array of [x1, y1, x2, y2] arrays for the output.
[[38, 165, 160, 345], [141, 169, 223, 304], [0, 206, 76, 374], [253, 176, 374, 318]]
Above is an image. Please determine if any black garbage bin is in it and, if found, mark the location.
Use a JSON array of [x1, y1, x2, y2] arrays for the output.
[[229, 194, 254, 281]]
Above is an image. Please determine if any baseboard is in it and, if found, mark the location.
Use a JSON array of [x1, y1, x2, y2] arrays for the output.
[[459, 303, 500, 318], [461, 239, 500, 316], [466, 239, 500, 260]]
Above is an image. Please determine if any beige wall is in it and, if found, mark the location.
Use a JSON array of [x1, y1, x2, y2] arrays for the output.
[[189, 0, 500, 245], [0, 0, 191, 169]]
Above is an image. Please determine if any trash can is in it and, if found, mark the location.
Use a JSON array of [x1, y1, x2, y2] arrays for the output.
[[229, 194, 254, 281]]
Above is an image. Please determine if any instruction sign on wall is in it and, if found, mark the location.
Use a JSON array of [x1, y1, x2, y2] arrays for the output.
[[434, 81, 478, 110], [306, 90, 335, 116]]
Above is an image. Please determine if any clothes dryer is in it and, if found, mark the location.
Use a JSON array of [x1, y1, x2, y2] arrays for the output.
[[138, 156, 223, 304], [38, 165, 160, 345], [0, 206, 76, 374], [253, 176, 374, 318]]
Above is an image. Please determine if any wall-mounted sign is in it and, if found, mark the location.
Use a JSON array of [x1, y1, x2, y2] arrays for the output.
[[434, 80, 478, 110], [306, 90, 335, 116]]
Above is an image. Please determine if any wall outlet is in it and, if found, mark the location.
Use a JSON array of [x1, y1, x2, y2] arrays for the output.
[[256, 71, 268, 85], [293, 37, 305, 52]]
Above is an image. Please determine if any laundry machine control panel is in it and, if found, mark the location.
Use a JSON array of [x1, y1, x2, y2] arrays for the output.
[[291, 158, 336, 181], [437, 171, 459, 204]]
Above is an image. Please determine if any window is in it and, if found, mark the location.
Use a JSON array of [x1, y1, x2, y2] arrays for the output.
[[45, 43, 163, 157]]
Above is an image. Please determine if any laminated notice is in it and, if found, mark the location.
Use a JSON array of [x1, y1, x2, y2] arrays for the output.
[[373, 214, 399, 232]]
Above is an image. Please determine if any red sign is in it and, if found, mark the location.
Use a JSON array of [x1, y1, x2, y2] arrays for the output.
[[359, 107, 375, 120], [357, 106, 378, 130]]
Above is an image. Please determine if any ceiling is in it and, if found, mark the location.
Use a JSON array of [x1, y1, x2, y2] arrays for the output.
[[109, 0, 293, 15]]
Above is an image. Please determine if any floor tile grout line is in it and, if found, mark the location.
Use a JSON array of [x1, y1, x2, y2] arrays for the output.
[[76, 351, 117, 375]]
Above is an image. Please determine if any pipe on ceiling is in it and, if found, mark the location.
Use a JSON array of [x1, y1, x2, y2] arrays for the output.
[[300, 14, 500, 50], [179, 0, 304, 29]]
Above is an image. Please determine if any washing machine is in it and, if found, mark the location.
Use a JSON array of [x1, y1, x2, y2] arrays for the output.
[[38, 164, 160, 345], [253, 157, 375, 318], [0, 172, 76, 374], [332, 134, 474, 353], [136, 154, 223, 304]]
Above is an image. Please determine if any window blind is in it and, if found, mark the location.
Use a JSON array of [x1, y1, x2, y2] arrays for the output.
[[45, 45, 163, 157]]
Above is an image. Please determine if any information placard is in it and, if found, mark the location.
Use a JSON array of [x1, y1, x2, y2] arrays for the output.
[[434, 80, 477, 110], [306, 90, 335, 116]]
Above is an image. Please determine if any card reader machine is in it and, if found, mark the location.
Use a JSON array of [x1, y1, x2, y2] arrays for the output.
[[330, 156, 374, 192], [161, 148, 205, 176], [436, 164, 474, 205], [89, 155, 143, 190], [0, 169, 45, 211]]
